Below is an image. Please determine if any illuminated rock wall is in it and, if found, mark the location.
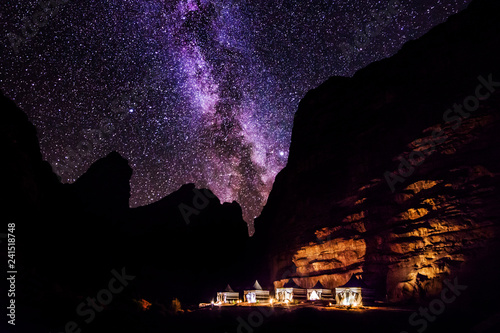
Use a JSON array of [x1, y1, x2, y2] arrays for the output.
[[255, 0, 500, 303]]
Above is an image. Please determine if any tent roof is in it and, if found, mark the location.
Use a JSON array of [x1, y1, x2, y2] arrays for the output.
[[340, 274, 368, 288], [312, 281, 326, 289], [283, 279, 302, 289], [225, 284, 234, 292], [252, 280, 263, 290]]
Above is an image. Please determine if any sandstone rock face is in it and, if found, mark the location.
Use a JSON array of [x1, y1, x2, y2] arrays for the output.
[[255, 0, 500, 303]]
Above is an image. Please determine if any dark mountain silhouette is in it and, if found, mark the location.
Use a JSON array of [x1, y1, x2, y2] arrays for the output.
[[1, 93, 250, 331], [72, 151, 133, 217]]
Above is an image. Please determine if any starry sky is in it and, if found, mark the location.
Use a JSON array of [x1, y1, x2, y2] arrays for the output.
[[1, 0, 470, 234]]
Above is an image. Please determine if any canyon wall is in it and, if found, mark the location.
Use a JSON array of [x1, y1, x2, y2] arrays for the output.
[[254, 0, 500, 303]]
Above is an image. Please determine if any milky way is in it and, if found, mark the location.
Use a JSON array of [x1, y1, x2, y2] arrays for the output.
[[1, 0, 470, 233]]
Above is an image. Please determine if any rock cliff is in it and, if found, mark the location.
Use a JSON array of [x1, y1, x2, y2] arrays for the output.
[[254, 0, 500, 303]]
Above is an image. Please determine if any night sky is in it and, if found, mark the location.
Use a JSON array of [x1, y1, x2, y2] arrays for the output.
[[1, 0, 470, 233]]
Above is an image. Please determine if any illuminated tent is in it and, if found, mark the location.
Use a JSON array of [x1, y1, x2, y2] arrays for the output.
[[275, 279, 307, 303], [216, 284, 239, 304], [307, 281, 333, 301], [335, 274, 367, 307], [244, 280, 270, 303]]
